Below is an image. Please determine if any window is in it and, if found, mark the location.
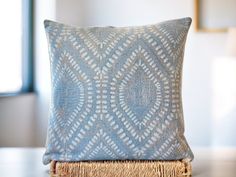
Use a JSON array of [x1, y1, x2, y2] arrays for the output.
[[0, 0, 33, 94]]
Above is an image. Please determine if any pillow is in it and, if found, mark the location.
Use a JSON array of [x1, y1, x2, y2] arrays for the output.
[[43, 17, 194, 165]]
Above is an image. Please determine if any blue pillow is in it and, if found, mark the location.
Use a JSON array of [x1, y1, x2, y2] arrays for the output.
[[43, 17, 194, 165]]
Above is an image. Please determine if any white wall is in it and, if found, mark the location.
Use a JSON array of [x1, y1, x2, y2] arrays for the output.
[[0, 94, 36, 146], [34, 0, 236, 147], [34, 0, 56, 146]]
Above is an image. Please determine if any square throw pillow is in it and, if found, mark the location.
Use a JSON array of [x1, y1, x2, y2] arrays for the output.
[[43, 17, 194, 165]]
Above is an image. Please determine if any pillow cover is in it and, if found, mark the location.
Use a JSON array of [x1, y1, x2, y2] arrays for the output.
[[43, 17, 194, 165]]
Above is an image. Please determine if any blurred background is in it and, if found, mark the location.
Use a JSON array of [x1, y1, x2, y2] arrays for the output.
[[0, 0, 236, 149]]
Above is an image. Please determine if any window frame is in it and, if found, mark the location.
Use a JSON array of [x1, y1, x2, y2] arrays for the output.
[[0, 0, 34, 96]]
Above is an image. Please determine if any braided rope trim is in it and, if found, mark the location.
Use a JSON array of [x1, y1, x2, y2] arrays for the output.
[[50, 159, 191, 177]]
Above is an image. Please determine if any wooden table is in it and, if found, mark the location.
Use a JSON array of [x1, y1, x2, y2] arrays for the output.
[[0, 148, 235, 177]]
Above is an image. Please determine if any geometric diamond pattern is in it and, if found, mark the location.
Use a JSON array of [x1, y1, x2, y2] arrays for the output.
[[43, 17, 194, 165]]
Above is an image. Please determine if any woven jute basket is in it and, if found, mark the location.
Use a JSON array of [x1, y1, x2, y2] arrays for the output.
[[50, 159, 191, 177]]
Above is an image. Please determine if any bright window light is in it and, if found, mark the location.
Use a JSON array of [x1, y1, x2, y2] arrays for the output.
[[0, 1, 22, 93]]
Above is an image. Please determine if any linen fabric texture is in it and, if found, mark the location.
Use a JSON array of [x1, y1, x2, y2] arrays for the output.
[[43, 17, 194, 165]]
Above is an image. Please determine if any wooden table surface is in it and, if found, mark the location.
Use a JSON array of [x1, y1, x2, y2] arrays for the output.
[[0, 148, 235, 177]]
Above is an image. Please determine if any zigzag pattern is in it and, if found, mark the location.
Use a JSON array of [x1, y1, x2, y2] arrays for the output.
[[43, 18, 194, 165]]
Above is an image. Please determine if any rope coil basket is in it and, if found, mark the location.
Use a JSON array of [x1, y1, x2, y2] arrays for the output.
[[50, 159, 191, 177]]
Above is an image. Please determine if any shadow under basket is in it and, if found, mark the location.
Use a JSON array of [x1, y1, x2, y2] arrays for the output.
[[50, 159, 192, 177]]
